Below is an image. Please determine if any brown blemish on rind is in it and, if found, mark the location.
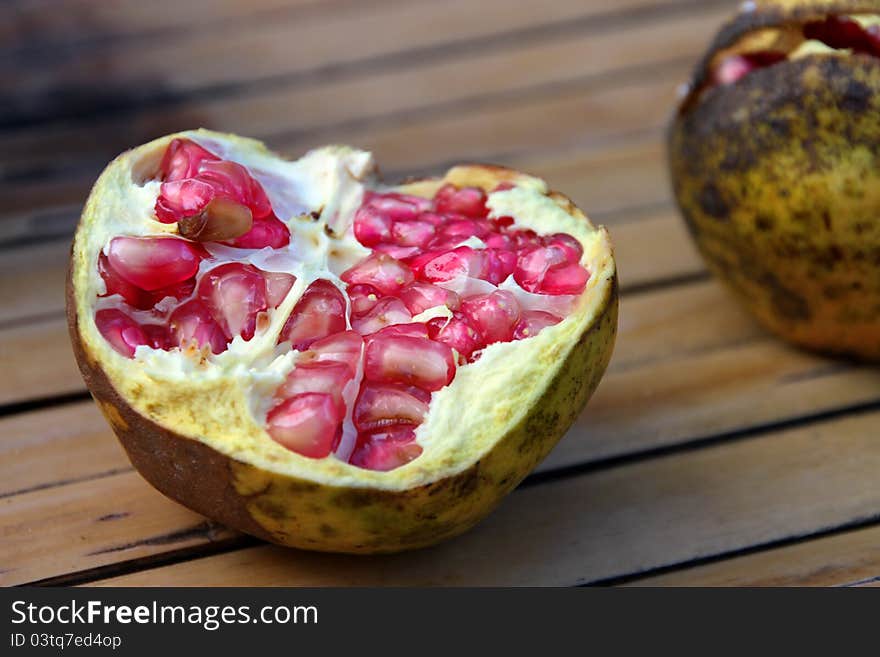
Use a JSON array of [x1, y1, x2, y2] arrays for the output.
[[67, 161, 617, 554], [670, 4, 880, 360]]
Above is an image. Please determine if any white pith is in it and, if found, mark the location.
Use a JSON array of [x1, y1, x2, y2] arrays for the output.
[[72, 129, 614, 490]]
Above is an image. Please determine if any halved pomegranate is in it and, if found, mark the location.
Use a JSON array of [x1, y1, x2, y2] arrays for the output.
[[68, 130, 617, 553]]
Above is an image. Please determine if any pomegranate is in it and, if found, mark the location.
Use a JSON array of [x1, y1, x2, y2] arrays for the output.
[[67, 130, 617, 553], [670, 3, 880, 359]]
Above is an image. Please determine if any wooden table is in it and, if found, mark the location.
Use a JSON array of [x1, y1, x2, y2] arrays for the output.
[[2, 0, 879, 587]]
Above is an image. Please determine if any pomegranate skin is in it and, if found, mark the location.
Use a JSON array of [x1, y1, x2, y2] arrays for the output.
[[67, 131, 617, 554], [670, 1, 880, 359]]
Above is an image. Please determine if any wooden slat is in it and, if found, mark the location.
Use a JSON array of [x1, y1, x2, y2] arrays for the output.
[[3, 0, 724, 109], [0, 69, 687, 221], [625, 524, 880, 586], [0, 6, 724, 179], [0, 0, 339, 47], [84, 409, 880, 586], [6, 276, 880, 583], [0, 317, 83, 406], [0, 403, 130, 498], [0, 471, 236, 586]]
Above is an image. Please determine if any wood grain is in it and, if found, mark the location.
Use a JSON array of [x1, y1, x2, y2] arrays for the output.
[[85, 409, 880, 586], [0, 471, 237, 586], [626, 524, 880, 586], [0, 7, 724, 179], [0, 403, 130, 498]]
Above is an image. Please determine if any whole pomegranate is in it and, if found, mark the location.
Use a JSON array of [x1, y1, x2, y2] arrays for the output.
[[669, 1, 880, 359], [67, 130, 617, 553]]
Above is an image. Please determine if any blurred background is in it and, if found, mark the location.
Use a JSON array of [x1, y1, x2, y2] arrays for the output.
[[0, 0, 738, 250]]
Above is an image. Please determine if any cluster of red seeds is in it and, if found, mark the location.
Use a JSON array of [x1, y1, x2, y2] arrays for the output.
[[94, 139, 590, 471], [712, 15, 880, 86]]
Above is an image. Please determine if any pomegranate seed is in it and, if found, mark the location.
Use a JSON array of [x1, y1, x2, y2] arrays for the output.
[[348, 284, 382, 316], [276, 361, 353, 404], [350, 428, 422, 472], [513, 245, 567, 293], [107, 236, 204, 291], [544, 233, 583, 261], [427, 314, 484, 362], [484, 232, 516, 250], [411, 246, 487, 283], [492, 214, 515, 227], [350, 297, 412, 335], [371, 323, 431, 340], [511, 229, 542, 252], [198, 263, 268, 340], [354, 383, 430, 432], [98, 253, 151, 309], [198, 159, 272, 219], [159, 138, 219, 182], [340, 253, 414, 295], [803, 16, 877, 53], [169, 299, 228, 354], [149, 277, 196, 305], [398, 281, 461, 315], [434, 184, 489, 218], [301, 331, 363, 373], [539, 262, 590, 295], [142, 323, 172, 350], [262, 271, 296, 308], [95, 309, 150, 357], [225, 215, 290, 249], [391, 219, 436, 247], [482, 248, 517, 285], [279, 279, 347, 350], [369, 195, 424, 221], [417, 211, 446, 226], [430, 218, 492, 248], [353, 206, 392, 246], [266, 392, 343, 459], [460, 290, 521, 345], [155, 179, 215, 224], [374, 244, 422, 260], [364, 333, 455, 391], [513, 311, 562, 340]]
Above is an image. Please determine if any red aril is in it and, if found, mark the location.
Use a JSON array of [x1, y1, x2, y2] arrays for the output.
[[266, 393, 343, 458], [397, 281, 461, 315], [107, 236, 203, 291], [350, 297, 411, 335], [539, 262, 590, 295], [364, 332, 455, 391], [426, 314, 484, 362], [354, 383, 430, 432], [353, 206, 392, 246], [411, 246, 487, 282], [391, 219, 436, 247], [301, 331, 363, 373], [159, 138, 219, 182], [262, 271, 296, 308], [279, 279, 347, 350], [155, 179, 215, 224], [95, 309, 150, 357], [349, 428, 422, 472], [169, 299, 229, 354], [460, 290, 521, 345], [276, 361, 354, 404], [198, 263, 268, 341], [98, 253, 151, 309], [226, 215, 290, 249], [513, 311, 562, 340], [348, 284, 382, 316], [341, 253, 414, 295], [433, 184, 489, 218]]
